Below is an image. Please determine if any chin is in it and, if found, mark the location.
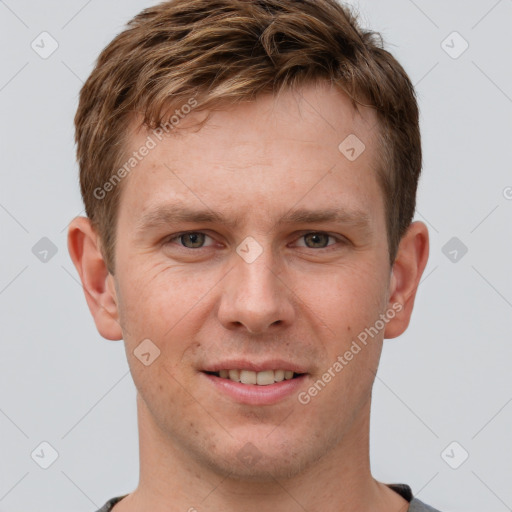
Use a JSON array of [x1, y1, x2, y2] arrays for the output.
[[207, 454, 306, 482], [197, 436, 321, 482]]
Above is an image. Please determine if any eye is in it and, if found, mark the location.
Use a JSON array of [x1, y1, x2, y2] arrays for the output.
[[163, 231, 346, 251], [166, 231, 215, 249], [293, 232, 343, 250]]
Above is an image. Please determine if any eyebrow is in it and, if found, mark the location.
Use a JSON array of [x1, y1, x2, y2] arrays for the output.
[[135, 204, 372, 234]]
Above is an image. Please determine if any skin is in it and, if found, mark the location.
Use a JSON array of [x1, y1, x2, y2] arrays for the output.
[[68, 80, 429, 512]]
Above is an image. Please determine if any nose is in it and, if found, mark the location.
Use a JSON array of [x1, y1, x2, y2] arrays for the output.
[[216, 244, 295, 335]]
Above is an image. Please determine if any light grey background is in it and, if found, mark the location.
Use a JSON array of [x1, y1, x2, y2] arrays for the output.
[[1, 1, 511, 511]]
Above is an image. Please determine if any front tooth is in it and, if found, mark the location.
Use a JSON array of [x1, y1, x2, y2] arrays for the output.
[[284, 370, 294, 380], [240, 370, 257, 384], [228, 369, 240, 382], [219, 369, 229, 378], [274, 369, 285, 382], [256, 370, 276, 386]]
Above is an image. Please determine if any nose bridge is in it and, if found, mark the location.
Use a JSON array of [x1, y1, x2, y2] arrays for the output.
[[217, 237, 294, 333], [237, 241, 278, 297]]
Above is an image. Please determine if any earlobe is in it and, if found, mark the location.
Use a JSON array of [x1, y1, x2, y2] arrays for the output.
[[67, 217, 123, 341], [384, 221, 429, 339]]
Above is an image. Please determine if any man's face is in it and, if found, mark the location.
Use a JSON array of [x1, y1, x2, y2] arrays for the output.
[[111, 81, 394, 480]]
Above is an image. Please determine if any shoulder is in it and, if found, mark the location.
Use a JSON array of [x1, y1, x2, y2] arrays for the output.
[[386, 483, 443, 512], [408, 496, 444, 512], [94, 495, 128, 512]]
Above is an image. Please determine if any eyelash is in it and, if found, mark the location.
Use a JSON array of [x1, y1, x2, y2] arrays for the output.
[[164, 231, 347, 252]]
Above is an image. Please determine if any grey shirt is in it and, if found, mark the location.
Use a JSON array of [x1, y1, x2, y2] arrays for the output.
[[94, 483, 442, 511]]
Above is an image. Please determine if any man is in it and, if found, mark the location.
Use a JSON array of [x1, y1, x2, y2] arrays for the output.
[[68, 0, 437, 510]]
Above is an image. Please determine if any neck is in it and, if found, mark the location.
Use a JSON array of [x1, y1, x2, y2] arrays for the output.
[[115, 393, 408, 512]]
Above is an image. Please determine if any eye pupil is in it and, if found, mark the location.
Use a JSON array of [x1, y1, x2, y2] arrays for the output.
[[305, 232, 329, 248], [182, 232, 205, 248]]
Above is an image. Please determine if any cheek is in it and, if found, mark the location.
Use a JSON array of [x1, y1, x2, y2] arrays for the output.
[[117, 260, 176, 312], [312, 273, 385, 402], [131, 359, 200, 435], [299, 262, 387, 332], [117, 261, 218, 350]]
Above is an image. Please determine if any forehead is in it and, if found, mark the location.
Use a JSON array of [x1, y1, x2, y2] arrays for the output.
[[117, 81, 383, 231]]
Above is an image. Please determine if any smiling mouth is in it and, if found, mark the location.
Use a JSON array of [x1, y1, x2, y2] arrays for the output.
[[203, 369, 305, 386]]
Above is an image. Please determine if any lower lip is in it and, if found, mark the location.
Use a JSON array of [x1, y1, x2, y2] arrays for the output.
[[201, 372, 308, 405]]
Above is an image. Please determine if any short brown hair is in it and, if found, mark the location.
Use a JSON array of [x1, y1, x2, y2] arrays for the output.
[[74, 0, 421, 273]]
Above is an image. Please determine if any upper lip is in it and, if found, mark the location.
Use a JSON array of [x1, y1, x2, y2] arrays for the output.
[[202, 359, 309, 373]]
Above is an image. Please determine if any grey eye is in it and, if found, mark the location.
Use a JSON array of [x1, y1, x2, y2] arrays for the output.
[[302, 233, 332, 248], [179, 232, 207, 248]]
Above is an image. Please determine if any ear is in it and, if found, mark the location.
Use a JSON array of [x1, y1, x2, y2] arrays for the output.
[[67, 216, 123, 341], [384, 221, 429, 339]]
